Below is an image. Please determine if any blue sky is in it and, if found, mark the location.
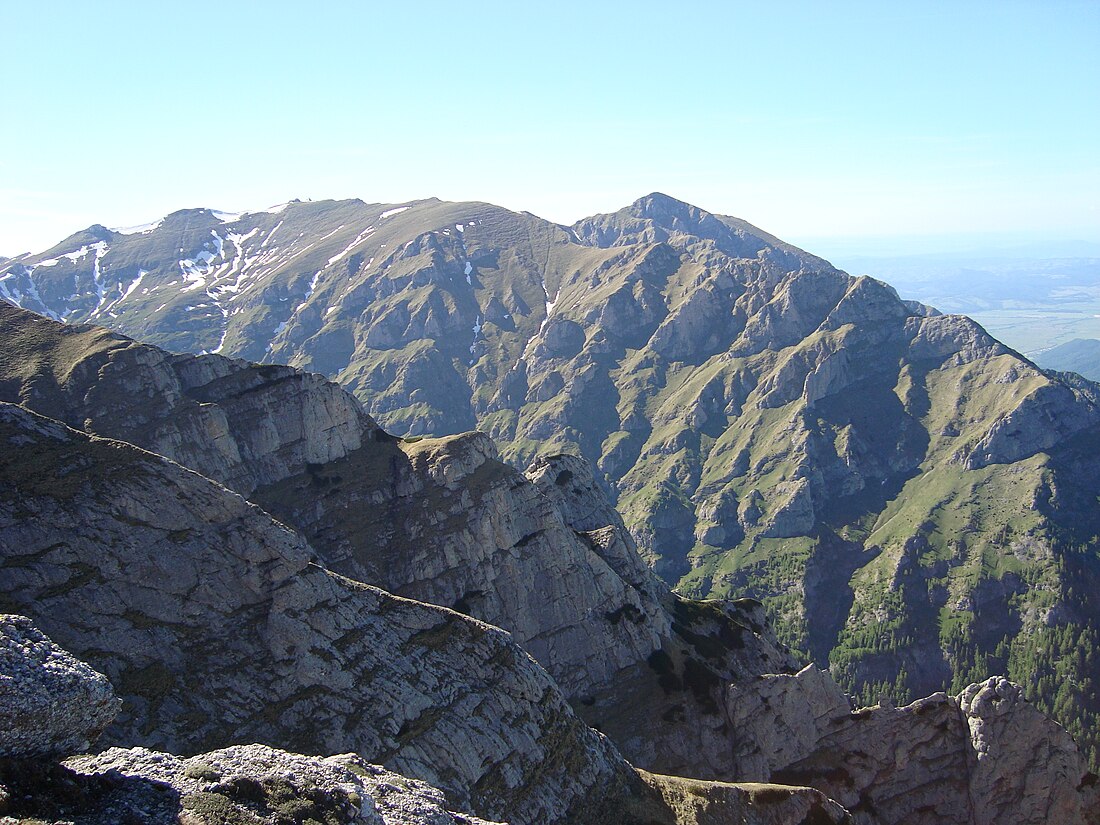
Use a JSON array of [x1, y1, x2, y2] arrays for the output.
[[2, 1, 1097, 256]]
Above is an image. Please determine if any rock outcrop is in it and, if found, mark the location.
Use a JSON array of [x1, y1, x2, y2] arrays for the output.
[[0, 614, 119, 759], [0, 614, 862, 825], [768, 676, 1100, 825], [0, 303, 801, 783], [60, 745, 506, 825], [0, 402, 644, 825]]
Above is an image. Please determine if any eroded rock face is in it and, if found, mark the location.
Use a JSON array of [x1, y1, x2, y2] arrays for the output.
[[769, 676, 1099, 825], [0, 402, 642, 825], [0, 304, 805, 785], [960, 677, 1096, 825], [0, 302, 374, 498], [0, 615, 119, 759]]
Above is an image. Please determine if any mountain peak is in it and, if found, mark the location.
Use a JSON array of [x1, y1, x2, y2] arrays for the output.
[[631, 192, 703, 219]]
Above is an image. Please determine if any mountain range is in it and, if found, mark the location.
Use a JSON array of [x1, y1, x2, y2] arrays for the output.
[[1, 300, 1096, 824], [3, 192, 1100, 769]]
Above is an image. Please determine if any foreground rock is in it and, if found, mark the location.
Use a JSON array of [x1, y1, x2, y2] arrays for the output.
[[0, 614, 119, 759], [0, 405, 863, 825], [0, 743, 504, 825]]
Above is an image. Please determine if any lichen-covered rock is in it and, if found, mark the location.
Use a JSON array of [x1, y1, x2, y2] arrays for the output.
[[64, 745, 506, 825], [0, 744, 504, 825], [0, 614, 119, 758]]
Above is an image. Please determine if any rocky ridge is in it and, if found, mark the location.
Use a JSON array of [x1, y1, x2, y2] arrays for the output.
[[0, 425, 853, 824], [0, 402, 644, 824], [0, 302, 797, 781], [0, 613, 504, 825]]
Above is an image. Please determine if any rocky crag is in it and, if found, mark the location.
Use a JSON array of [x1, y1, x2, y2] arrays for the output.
[[0, 301, 799, 782], [0, 611, 503, 825], [4, 195, 1100, 760]]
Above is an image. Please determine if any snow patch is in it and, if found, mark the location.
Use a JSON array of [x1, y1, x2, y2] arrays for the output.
[[212, 210, 243, 223], [327, 225, 376, 267], [470, 314, 482, 364], [101, 269, 147, 315], [455, 223, 464, 233], [465, 261, 473, 285], [380, 206, 411, 219], [112, 218, 164, 235], [261, 221, 284, 248], [89, 242, 111, 315]]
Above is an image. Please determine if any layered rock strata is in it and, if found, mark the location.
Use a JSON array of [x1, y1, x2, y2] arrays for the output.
[[0, 402, 643, 825]]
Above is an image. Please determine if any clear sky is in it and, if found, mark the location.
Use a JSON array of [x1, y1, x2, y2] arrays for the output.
[[2, 1, 1098, 256]]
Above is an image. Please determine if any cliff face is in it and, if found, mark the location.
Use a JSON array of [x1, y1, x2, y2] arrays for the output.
[[768, 677, 1100, 825], [0, 406, 860, 825], [2, 304, 1100, 822], [0, 402, 643, 825]]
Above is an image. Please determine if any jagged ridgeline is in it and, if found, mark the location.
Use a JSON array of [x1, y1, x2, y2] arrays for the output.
[[4, 193, 1100, 765]]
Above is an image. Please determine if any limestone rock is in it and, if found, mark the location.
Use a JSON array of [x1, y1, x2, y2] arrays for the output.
[[0, 306, 814, 784], [63, 745, 505, 825], [0, 614, 120, 758], [725, 664, 852, 781], [769, 677, 1099, 825], [0, 743, 504, 825], [960, 676, 1097, 825], [0, 302, 375, 498], [0, 402, 640, 825]]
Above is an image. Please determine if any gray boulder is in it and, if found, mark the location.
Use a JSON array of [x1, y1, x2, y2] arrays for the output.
[[0, 614, 120, 758]]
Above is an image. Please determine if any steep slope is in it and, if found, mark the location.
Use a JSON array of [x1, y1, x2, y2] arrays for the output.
[[1, 613, 850, 825], [3, 311, 1098, 823], [6, 193, 1100, 764], [0, 302, 798, 782], [0, 401, 652, 825]]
